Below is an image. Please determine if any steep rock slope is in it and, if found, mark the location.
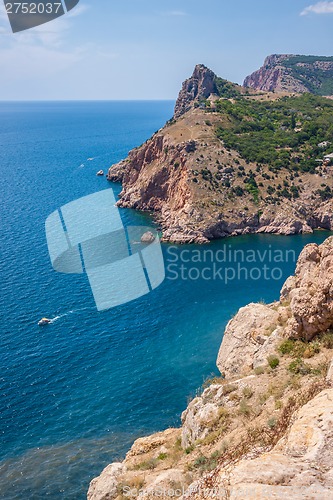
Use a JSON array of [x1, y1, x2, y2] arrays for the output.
[[174, 64, 218, 118], [244, 54, 333, 95], [88, 237, 333, 500]]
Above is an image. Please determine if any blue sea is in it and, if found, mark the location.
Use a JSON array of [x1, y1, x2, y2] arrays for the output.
[[0, 101, 331, 499]]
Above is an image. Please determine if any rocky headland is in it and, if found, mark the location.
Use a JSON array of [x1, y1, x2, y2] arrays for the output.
[[108, 62, 333, 244], [88, 236, 333, 499]]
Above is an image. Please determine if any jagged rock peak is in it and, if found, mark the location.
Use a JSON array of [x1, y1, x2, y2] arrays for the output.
[[174, 64, 218, 118]]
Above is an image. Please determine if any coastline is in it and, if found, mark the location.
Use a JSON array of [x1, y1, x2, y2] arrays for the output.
[[106, 65, 333, 245], [87, 70, 333, 494], [88, 237, 333, 499]]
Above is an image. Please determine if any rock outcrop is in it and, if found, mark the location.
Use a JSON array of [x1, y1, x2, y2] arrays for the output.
[[216, 303, 282, 378], [217, 237, 333, 378], [181, 398, 221, 449], [88, 463, 126, 500], [88, 237, 333, 499], [282, 237, 333, 340], [87, 428, 189, 500], [244, 54, 308, 94], [244, 54, 333, 95], [174, 64, 218, 118], [190, 389, 333, 499]]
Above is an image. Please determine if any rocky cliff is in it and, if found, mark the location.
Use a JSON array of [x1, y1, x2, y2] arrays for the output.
[[174, 64, 243, 118], [88, 236, 333, 499], [108, 64, 333, 244], [174, 64, 218, 118], [244, 54, 333, 95]]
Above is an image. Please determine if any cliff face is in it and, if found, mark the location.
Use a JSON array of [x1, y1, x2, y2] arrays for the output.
[[107, 63, 333, 244], [88, 237, 333, 499], [107, 118, 211, 244], [243, 54, 308, 93], [244, 54, 333, 95], [174, 64, 218, 118]]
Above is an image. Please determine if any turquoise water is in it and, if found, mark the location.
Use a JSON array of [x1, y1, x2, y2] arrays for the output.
[[0, 101, 331, 499]]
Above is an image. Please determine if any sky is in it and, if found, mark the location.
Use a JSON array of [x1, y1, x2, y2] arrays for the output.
[[0, 0, 332, 100]]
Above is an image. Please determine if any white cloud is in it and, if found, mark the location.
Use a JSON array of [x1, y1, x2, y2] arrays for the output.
[[301, 1, 333, 15]]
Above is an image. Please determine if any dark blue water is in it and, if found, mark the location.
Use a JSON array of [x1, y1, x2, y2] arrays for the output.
[[0, 101, 331, 499]]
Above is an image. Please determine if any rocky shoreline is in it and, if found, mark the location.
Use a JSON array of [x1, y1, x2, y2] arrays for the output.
[[88, 236, 333, 499]]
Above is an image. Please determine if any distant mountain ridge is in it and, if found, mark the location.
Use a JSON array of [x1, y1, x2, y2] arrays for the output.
[[244, 54, 333, 95]]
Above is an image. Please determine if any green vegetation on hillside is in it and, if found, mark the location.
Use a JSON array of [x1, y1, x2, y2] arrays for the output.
[[283, 55, 333, 96], [214, 77, 242, 99], [215, 93, 333, 174]]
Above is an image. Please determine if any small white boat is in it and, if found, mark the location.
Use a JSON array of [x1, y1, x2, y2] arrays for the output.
[[96, 170, 104, 176], [38, 318, 51, 326]]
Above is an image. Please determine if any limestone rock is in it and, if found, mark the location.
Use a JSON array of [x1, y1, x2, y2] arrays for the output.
[[190, 389, 333, 499], [280, 275, 296, 301], [181, 398, 220, 449], [231, 389, 333, 499], [141, 231, 155, 243], [174, 64, 217, 118], [257, 206, 313, 235], [252, 327, 283, 370], [243, 54, 308, 93], [326, 359, 333, 386], [126, 428, 178, 459], [106, 159, 128, 182], [87, 463, 126, 500], [282, 236, 333, 339], [145, 469, 187, 492], [216, 303, 280, 378], [314, 201, 333, 230], [181, 374, 260, 449]]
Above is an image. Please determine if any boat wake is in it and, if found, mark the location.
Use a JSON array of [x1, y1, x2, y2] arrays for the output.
[[78, 153, 115, 170], [50, 307, 95, 323], [50, 316, 61, 323]]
